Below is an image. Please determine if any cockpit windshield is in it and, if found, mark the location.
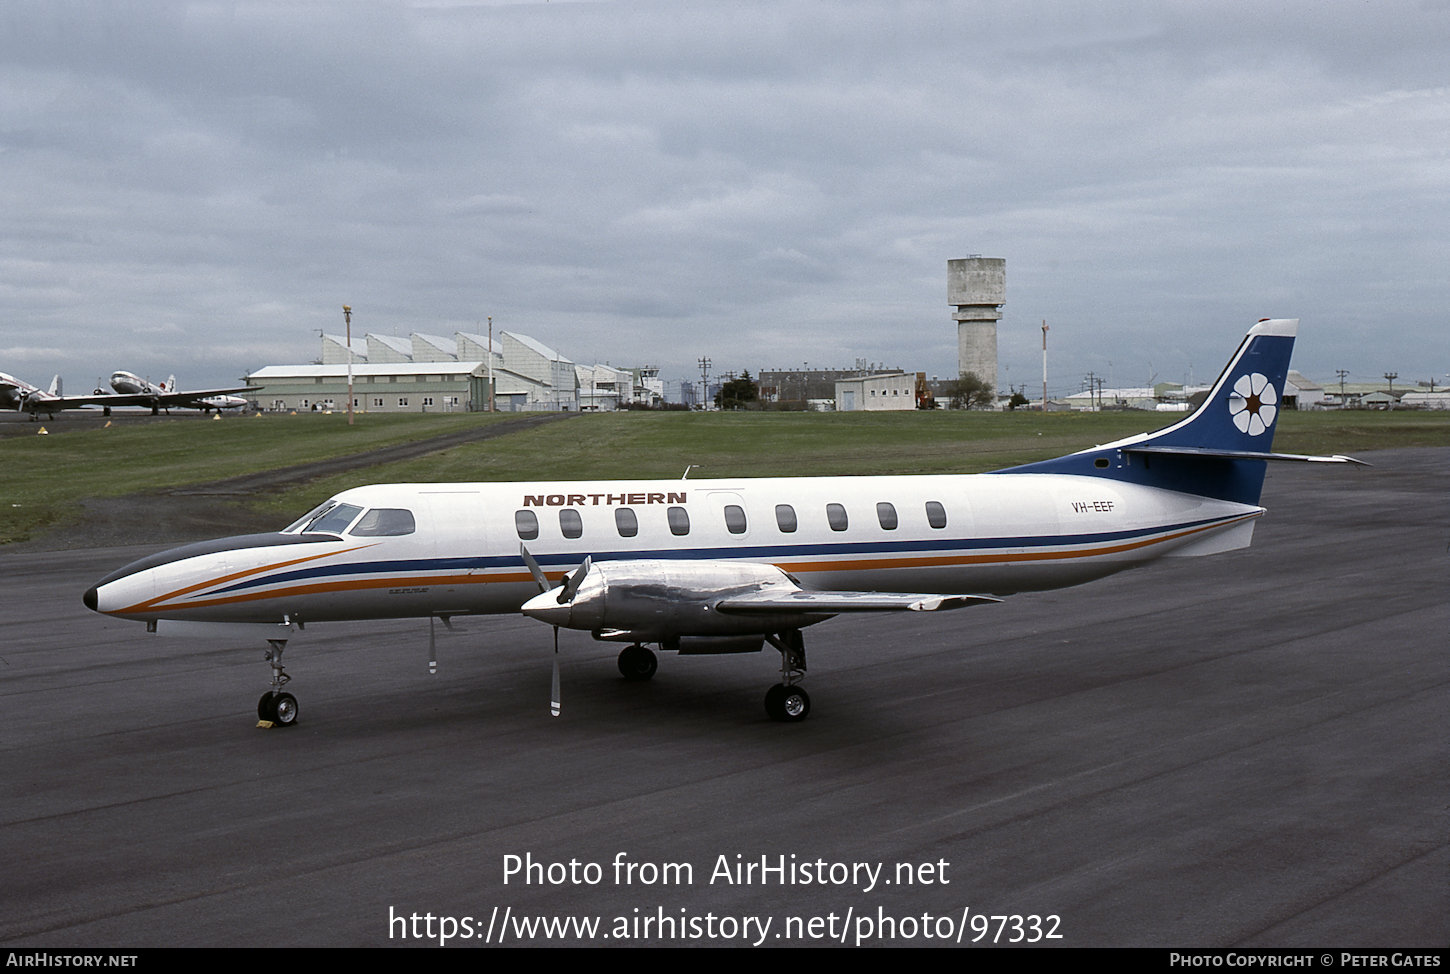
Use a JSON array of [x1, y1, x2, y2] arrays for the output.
[[283, 500, 417, 537], [284, 500, 364, 536], [283, 500, 336, 533]]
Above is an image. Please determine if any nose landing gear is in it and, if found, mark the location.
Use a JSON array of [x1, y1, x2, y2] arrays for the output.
[[257, 638, 299, 727]]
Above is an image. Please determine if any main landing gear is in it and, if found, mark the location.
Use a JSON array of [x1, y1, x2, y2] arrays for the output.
[[764, 630, 810, 722], [617, 644, 658, 681], [615, 633, 812, 722], [257, 637, 299, 727]]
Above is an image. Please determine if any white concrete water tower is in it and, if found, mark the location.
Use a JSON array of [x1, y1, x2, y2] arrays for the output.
[[948, 257, 1005, 393]]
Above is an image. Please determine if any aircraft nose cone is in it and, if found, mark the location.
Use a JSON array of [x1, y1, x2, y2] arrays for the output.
[[83, 585, 99, 612], [521, 589, 572, 627]]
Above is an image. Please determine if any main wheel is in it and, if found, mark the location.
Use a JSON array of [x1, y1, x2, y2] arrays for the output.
[[618, 645, 658, 681], [764, 683, 811, 722]]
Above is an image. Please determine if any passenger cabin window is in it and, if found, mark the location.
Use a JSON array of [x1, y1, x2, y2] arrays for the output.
[[515, 510, 539, 541], [667, 506, 690, 536], [723, 504, 747, 535], [925, 501, 948, 529], [615, 508, 638, 538], [350, 508, 417, 536], [775, 504, 797, 533], [305, 502, 364, 535], [826, 503, 848, 532], [876, 502, 898, 531], [559, 509, 583, 539]]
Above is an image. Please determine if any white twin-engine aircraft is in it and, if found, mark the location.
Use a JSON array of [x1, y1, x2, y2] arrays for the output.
[[105, 371, 258, 414], [84, 319, 1360, 726]]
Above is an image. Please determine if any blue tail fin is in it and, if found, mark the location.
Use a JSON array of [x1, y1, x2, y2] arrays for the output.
[[997, 319, 1300, 505]]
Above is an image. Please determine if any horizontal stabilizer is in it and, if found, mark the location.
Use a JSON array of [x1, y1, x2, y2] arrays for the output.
[[717, 591, 1001, 614], [1123, 445, 1370, 466]]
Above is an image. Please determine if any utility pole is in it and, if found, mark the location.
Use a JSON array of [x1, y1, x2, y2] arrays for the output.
[[487, 316, 495, 412], [1384, 372, 1398, 410], [342, 305, 354, 426], [698, 356, 711, 410], [1336, 369, 1349, 408], [1041, 320, 1049, 409]]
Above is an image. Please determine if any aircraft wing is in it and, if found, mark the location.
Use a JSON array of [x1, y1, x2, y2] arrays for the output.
[[13, 390, 157, 412], [149, 386, 263, 405], [59, 393, 155, 408], [716, 590, 1000, 613]]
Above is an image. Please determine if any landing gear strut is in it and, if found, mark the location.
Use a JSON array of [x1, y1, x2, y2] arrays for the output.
[[257, 637, 299, 727], [764, 631, 810, 722]]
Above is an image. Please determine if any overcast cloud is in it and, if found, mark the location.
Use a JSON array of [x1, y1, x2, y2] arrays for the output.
[[2, 0, 1445, 397]]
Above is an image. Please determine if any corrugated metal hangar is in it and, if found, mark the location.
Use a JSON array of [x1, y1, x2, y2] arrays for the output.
[[246, 331, 662, 413]]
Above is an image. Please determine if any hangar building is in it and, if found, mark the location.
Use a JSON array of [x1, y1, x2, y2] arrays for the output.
[[249, 330, 619, 413]]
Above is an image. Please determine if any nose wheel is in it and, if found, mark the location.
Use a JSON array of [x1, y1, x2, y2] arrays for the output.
[[258, 690, 299, 726]]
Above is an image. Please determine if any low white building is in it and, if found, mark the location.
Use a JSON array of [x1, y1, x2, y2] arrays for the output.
[[1398, 391, 1450, 410], [1064, 387, 1160, 411], [575, 363, 634, 410], [835, 373, 918, 411], [245, 362, 484, 413], [1284, 370, 1329, 409]]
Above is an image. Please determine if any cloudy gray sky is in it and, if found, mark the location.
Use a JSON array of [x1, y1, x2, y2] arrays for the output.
[[2, 0, 1446, 399]]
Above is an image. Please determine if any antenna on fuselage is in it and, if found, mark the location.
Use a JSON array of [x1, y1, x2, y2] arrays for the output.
[[682, 465, 699, 480]]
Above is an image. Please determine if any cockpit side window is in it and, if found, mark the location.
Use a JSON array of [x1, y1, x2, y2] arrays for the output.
[[350, 508, 417, 537], [300, 502, 364, 535]]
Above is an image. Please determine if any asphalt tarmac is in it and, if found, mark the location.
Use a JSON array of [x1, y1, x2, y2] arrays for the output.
[[2, 449, 1445, 947]]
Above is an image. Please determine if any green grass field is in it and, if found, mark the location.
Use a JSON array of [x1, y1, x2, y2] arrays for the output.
[[0, 412, 515, 543], [3, 408, 1445, 544]]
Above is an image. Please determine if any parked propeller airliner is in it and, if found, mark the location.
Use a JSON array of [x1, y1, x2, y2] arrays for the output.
[[84, 319, 1360, 725], [0, 372, 124, 420], [2, 370, 260, 419], [103, 372, 259, 414]]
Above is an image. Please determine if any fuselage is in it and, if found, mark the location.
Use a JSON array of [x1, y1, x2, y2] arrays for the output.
[[86, 472, 1262, 626], [109, 371, 161, 396]]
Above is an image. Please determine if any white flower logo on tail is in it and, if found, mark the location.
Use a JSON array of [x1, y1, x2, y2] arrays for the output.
[[1228, 372, 1277, 436]]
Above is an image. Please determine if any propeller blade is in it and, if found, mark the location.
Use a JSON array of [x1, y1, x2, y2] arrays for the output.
[[557, 556, 592, 604], [550, 626, 561, 717], [519, 544, 549, 593]]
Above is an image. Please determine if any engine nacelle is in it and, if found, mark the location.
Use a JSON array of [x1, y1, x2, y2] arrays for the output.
[[521, 560, 826, 638]]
